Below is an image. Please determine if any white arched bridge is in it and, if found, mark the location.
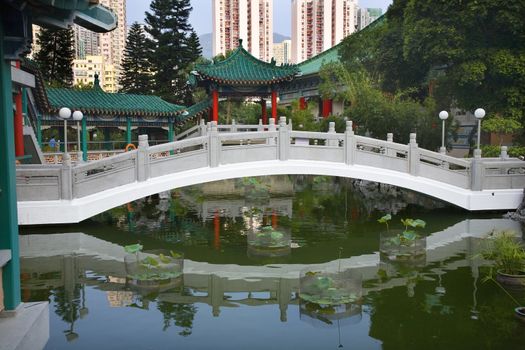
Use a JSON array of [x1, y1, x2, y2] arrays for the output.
[[17, 118, 525, 225]]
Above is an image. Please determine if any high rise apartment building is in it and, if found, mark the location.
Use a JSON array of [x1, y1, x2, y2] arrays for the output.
[[73, 55, 118, 93], [292, 0, 357, 63], [72, 0, 126, 89], [213, 0, 273, 62], [356, 7, 383, 31], [273, 39, 292, 65], [73, 25, 99, 59], [98, 0, 126, 71]]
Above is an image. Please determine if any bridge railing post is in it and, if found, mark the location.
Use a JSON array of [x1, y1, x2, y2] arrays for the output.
[[344, 121, 355, 165], [408, 133, 419, 176], [278, 117, 290, 161], [500, 146, 509, 160], [208, 121, 220, 167], [267, 118, 276, 145], [470, 149, 483, 190], [60, 154, 73, 200], [258, 119, 264, 132], [199, 119, 207, 136], [231, 119, 237, 133], [327, 122, 338, 147], [386, 133, 396, 157], [137, 134, 150, 182]]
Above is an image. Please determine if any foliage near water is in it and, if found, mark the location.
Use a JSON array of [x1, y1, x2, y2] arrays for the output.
[[332, 0, 525, 147], [480, 230, 525, 275]]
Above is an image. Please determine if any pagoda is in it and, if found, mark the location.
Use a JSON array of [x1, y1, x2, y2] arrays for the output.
[[189, 39, 300, 124]]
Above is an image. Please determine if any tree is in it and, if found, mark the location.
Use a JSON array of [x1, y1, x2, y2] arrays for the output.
[[186, 30, 202, 64], [119, 22, 154, 94], [319, 63, 444, 149], [33, 27, 75, 87], [401, 0, 525, 122], [145, 0, 199, 105]]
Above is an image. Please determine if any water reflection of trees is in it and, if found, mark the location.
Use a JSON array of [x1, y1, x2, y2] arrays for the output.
[[52, 285, 82, 342], [157, 299, 197, 336]]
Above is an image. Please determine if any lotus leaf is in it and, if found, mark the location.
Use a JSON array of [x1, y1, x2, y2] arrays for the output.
[[159, 253, 172, 264], [270, 231, 284, 241], [141, 256, 159, 267], [402, 231, 419, 241], [124, 243, 143, 254], [170, 251, 183, 259], [378, 214, 392, 224]]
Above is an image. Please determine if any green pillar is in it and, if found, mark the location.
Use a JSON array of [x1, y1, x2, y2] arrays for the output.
[[82, 117, 88, 161], [168, 119, 174, 142], [104, 127, 111, 150], [36, 114, 42, 147], [126, 117, 132, 144], [59, 125, 65, 152], [168, 119, 174, 155], [0, 24, 22, 310], [22, 87, 28, 125]]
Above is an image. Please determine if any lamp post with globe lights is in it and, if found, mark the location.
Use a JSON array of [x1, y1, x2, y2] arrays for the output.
[[474, 108, 486, 157], [72, 111, 83, 162], [439, 111, 449, 154], [58, 107, 72, 161]]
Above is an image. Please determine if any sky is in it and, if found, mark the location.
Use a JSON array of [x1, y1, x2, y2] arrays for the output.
[[127, 0, 393, 36]]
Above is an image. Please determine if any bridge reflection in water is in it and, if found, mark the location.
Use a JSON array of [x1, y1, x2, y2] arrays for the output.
[[20, 218, 520, 332]]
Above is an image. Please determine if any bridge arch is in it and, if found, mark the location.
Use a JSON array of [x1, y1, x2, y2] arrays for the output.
[[17, 159, 522, 225]]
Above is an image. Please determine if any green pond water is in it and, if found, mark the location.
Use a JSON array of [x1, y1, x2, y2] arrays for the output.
[[19, 176, 525, 350]]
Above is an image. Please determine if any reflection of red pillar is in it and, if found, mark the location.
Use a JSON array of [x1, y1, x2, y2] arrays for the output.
[[299, 97, 306, 110], [212, 89, 219, 122], [271, 90, 277, 121], [14, 62, 24, 157], [322, 99, 332, 118], [214, 210, 220, 250], [261, 99, 267, 125], [272, 210, 278, 229]]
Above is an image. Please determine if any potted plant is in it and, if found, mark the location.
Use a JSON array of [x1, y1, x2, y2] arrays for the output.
[[247, 226, 291, 258], [378, 215, 427, 261], [480, 230, 525, 286], [124, 244, 184, 291]]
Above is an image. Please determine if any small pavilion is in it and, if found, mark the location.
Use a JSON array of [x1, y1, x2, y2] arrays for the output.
[[24, 60, 211, 160], [189, 39, 300, 124]]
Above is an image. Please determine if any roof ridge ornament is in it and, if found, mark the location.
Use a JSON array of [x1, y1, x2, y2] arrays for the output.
[[93, 73, 100, 89]]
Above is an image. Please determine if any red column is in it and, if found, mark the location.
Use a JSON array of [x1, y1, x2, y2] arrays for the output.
[[299, 97, 306, 110], [271, 90, 277, 121], [14, 61, 24, 157], [322, 99, 332, 119], [271, 210, 278, 229], [212, 89, 219, 123], [261, 99, 267, 124]]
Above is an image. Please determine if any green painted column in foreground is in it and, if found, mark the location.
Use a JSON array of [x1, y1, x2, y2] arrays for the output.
[[0, 24, 22, 310], [126, 117, 132, 144], [82, 116, 88, 161]]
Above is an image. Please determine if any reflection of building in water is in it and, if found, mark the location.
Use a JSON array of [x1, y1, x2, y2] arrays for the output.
[[106, 277, 133, 307]]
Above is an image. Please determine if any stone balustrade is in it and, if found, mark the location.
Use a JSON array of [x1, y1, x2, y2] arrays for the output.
[[16, 118, 525, 204]]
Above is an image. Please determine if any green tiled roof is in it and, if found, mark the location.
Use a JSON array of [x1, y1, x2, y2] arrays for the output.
[[298, 44, 341, 76], [298, 14, 387, 76], [46, 87, 185, 117], [176, 99, 212, 124], [193, 40, 300, 86]]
